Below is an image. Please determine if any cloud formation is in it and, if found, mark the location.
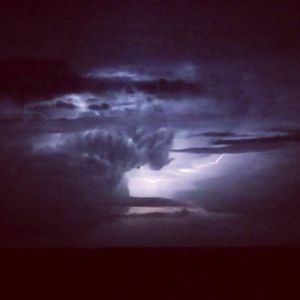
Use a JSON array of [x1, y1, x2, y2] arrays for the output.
[[172, 133, 300, 154], [0, 124, 174, 246], [0, 57, 299, 246]]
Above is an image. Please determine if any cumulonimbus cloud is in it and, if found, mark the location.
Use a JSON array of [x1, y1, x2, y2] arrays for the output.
[[0, 126, 174, 245]]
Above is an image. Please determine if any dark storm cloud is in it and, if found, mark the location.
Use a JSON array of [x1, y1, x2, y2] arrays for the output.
[[88, 103, 111, 111], [81, 77, 203, 97], [268, 127, 300, 135], [0, 58, 201, 105], [0, 150, 126, 246], [136, 79, 203, 96], [0, 125, 174, 246], [198, 59, 300, 117], [188, 131, 244, 138], [0, 117, 105, 135], [55, 100, 78, 109], [132, 128, 174, 169], [83, 59, 300, 119], [34, 127, 174, 179], [172, 133, 300, 154], [213, 134, 300, 146], [1, 55, 298, 122]]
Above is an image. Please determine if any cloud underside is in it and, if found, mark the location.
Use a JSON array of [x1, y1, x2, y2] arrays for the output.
[[0, 126, 175, 243], [172, 134, 300, 154], [0, 58, 299, 120]]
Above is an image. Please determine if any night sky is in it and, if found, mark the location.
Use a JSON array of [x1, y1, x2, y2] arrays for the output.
[[0, 0, 300, 247]]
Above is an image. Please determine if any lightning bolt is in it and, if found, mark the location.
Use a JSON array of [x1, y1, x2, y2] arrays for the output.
[[172, 154, 224, 175], [126, 154, 225, 197]]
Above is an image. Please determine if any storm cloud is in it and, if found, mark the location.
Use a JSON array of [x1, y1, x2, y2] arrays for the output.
[[0, 124, 174, 246], [172, 132, 300, 154], [0, 0, 299, 247]]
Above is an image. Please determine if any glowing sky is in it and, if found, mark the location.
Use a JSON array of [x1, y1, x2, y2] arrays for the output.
[[126, 152, 225, 199]]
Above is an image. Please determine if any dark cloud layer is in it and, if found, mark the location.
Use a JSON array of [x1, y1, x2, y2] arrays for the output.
[[0, 56, 299, 122], [173, 133, 300, 154], [188, 131, 246, 138], [0, 126, 174, 245]]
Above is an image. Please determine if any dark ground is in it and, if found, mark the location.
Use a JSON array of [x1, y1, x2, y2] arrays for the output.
[[1, 248, 300, 299]]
